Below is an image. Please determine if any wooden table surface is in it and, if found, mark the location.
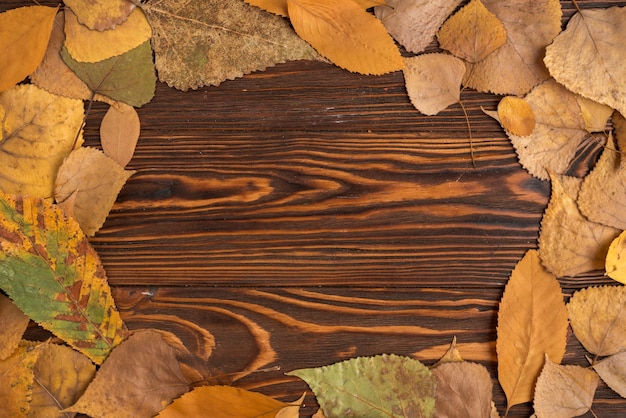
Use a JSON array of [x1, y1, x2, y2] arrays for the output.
[[9, 0, 626, 416]]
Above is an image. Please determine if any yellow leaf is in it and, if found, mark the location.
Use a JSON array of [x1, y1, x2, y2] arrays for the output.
[[403, 53, 465, 115], [245, 0, 289, 16], [568, 285, 626, 356], [497, 250, 568, 411], [287, 0, 403, 75], [0, 294, 30, 361], [577, 96, 613, 133], [606, 231, 626, 284], [0, 84, 84, 198], [497, 96, 535, 137], [0, 345, 43, 416], [54, 147, 135, 236], [64, 0, 135, 31], [100, 103, 141, 168], [64, 7, 152, 63], [437, 0, 507, 64], [538, 173, 619, 277], [0, 6, 58, 92], [545, 6, 626, 117]]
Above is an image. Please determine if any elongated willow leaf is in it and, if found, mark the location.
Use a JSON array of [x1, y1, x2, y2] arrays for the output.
[[0, 192, 127, 364]]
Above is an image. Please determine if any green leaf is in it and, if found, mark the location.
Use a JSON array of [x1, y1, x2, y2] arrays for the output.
[[287, 354, 437, 418], [0, 192, 128, 364], [61, 40, 156, 107]]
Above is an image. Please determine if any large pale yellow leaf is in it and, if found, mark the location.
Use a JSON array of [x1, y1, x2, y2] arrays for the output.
[[0, 294, 30, 361], [497, 250, 568, 411], [592, 351, 626, 398], [0, 84, 84, 198], [403, 53, 465, 116], [539, 174, 620, 277], [0, 6, 58, 92], [0, 345, 43, 416], [431, 361, 493, 418], [64, 0, 135, 31], [64, 7, 152, 63], [606, 231, 626, 285], [437, 0, 507, 64], [375, 0, 463, 54], [55, 147, 135, 236], [545, 6, 626, 117], [464, 0, 562, 95], [288, 0, 403, 75], [100, 103, 141, 168], [533, 355, 598, 418], [567, 285, 626, 356]]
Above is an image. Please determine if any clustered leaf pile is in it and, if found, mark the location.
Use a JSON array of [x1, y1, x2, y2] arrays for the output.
[[0, 0, 625, 416]]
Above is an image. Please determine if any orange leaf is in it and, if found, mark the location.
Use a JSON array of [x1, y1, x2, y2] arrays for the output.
[[287, 0, 403, 75], [0, 345, 43, 416], [497, 250, 568, 411], [0, 294, 29, 361], [497, 96, 535, 137]]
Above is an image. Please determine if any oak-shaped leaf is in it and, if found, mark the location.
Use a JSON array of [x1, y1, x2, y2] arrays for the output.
[[431, 361, 493, 418], [375, 0, 463, 54], [533, 355, 599, 418], [567, 285, 626, 357], [0, 344, 43, 416], [287, 0, 403, 75], [67, 329, 190, 418], [61, 41, 156, 107], [140, 0, 318, 90], [497, 96, 535, 137], [157, 386, 303, 418], [100, 103, 141, 168], [30, 343, 96, 416], [538, 174, 619, 277], [437, 0, 507, 64], [54, 147, 135, 236], [0, 192, 128, 364], [592, 351, 626, 398], [64, 7, 152, 63], [0, 293, 30, 360], [287, 354, 436, 417], [0, 5, 57, 92], [403, 53, 465, 116], [497, 250, 568, 411], [545, 6, 626, 117], [463, 0, 561, 95], [606, 231, 626, 285], [63, 0, 134, 31], [0, 84, 84, 198]]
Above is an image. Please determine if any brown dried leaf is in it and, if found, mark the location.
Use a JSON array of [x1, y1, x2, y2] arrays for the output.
[[567, 285, 626, 357], [54, 147, 135, 236], [545, 6, 626, 117], [63, 0, 134, 31], [592, 351, 626, 398], [287, 0, 403, 75], [67, 329, 190, 418], [375, 0, 463, 54], [0, 294, 30, 360], [615, 112, 626, 156], [432, 361, 493, 418], [539, 174, 619, 277], [403, 53, 465, 116], [497, 96, 535, 136], [497, 249, 568, 410], [534, 355, 599, 418], [100, 103, 140, 168], [463, 0, 562, 95], [437, 0, 507, 63]]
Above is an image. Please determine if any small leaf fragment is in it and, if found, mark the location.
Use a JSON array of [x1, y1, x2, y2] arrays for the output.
[[592, 351, 626, 398], [433, 336, 464, 366], [431, 361, 493, 418], [245, 0, 288, 16], [606, 231, 626, 284], [63, 0, 135, 31], [100, 103, 141, 168], [497, 96, 535, 136], [0, 294, 30, 360]]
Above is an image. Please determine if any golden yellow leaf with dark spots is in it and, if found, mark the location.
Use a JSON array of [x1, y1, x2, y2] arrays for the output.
[[0, 345, 43, 416]]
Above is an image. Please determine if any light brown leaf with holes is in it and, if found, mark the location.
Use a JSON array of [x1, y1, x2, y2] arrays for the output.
[[592, 351, 626, 398], [64, 0, 135, 31], [100, 103, 141, 168], [0, 294, 29, 361], [432, 361, 494, 418]]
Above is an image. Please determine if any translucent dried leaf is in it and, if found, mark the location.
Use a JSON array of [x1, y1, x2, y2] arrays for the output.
[[497, 250, 568, 410], [567, 285, 626, 356], [437, 0, 507, 63], [0, 84, 84, 198], [100, 103, 141, 168], [403, 53, 465, 116], [0, 192, 128, 364], [464, 0, 562, 95], [55, 147, 135, 236], [592, 351, 626, 398], [287, 0, 403, 75], [140, 0, 318, 90], [431, 361, 493, 418], [545, 6, 626, 117], [64, 7, 152, 63], [0, 345, 43, 416], [245, 0, 288, 16], [0, 6, 58, 92], [539, 174, 620, 277], [577, 96, 613, 133], [64, 0, 135, 31], [375, 0, 463, 54], [534, 355, 598, 418], [0, 293, 30, 360], [434, 336, 464, 366], [288, 354, 437, 417], [68, 330, 190, 418], [606, 231, 626, 284], [30, 344, 96, 417], [497, 96, 535, 136], [157, 386, 302, 418]]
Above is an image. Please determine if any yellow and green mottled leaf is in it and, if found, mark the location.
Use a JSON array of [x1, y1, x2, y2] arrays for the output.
[[0, 192, 127, 364]]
